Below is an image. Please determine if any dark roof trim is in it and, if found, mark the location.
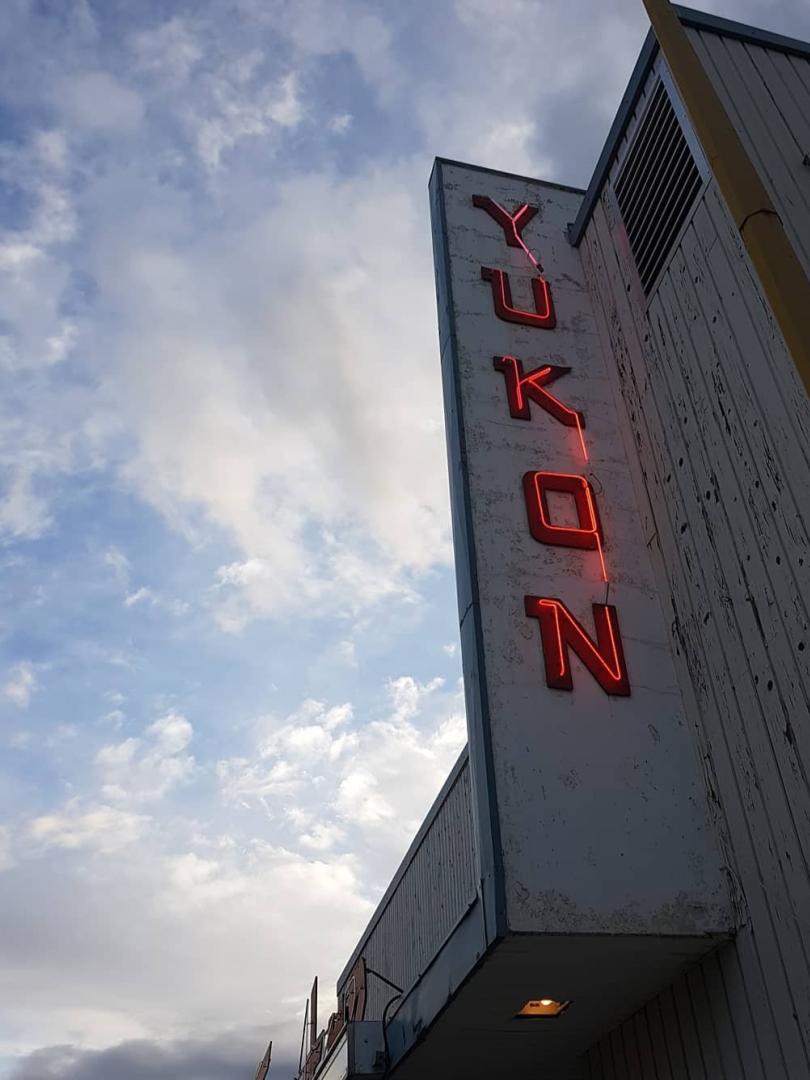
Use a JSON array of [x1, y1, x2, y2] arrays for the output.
[[336, 744, 470, 992], [569, 4, 810, 246], [677, 5, 810, 58]]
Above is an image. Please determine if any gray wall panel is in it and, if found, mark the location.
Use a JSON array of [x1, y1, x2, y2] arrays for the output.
[[579, 36, 810, 1075]]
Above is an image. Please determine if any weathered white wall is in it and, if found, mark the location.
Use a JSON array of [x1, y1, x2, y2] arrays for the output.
[[686, 27, 810, 281], [435, 161, 729, 940], [580, 34, 810, 1078]]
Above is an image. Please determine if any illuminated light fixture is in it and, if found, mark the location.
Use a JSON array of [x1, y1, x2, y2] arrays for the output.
[[515, 998, 571, 1019]]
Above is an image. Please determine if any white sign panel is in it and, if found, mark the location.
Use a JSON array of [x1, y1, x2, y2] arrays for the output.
[[430, 159, 730, 938]]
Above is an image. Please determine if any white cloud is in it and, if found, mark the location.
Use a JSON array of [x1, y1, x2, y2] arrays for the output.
[[103, 547, 131, 585], [100, 709, 126, 729], [217, 756, 305, 803], [0, 825, 14, 871], [193, 69, 303, 169], [0, 128, 80, 460], [80, 156, 450, 627], [218, 678, 466, 855], [328, 112, 352, 134], [336, 769, 395, 826], [0, 475, 51, 540], [332, 676, 465, 844], [0, 826, 372, 1063], [335, 640, 357, 667], [32, 130, 69, 173], [166, 851, 248, 908], [3, 662, 37, 708], [124, 586, 153, 607], [298, 822, 346, 852], [26, 800, 150, 855], [130, 16, 204, 84], [148, 713, 193, 755], [45, 723, 79, 746], [96, 712, 195, 804], [122, 583, 190, 616], [57, 71, 144, 132], [218, 700, 357, 806], [257, 0, 398, 99]]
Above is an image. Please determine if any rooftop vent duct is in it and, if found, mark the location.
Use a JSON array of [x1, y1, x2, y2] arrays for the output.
[[614, 79, 702, 295]]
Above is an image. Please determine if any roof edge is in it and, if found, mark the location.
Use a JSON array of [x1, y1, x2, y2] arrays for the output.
[[432, 156, 585, 196], [675, 4, 810, 59], [569, 4, 810, 247]]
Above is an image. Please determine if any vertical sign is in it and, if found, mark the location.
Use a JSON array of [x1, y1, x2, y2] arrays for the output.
[[430, 159, 729, 942]]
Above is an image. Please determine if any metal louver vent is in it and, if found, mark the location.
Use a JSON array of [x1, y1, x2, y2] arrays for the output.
[[614, 80, 702, 295]]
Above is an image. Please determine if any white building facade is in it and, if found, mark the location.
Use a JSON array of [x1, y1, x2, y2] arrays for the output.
[[276, 6, 810, 1079]]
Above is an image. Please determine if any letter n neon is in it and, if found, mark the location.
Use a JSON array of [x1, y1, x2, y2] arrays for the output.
[[524, 597, 630, 696]]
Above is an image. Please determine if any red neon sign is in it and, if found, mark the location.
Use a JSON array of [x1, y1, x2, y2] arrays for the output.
[[523, 471, 607, 581], [493, 355, 587, 461], [481, 267, 556, 330], [472, 195, 542, 270], [472, 183, 631, 699], [524, 597, 630, 696]]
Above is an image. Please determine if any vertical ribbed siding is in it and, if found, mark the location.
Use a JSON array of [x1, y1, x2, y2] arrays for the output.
[[686, 29, 810, 280], [586, 940, 760, 1079], [580, 42, 810, 1078], [337, 755, 477, 1021]]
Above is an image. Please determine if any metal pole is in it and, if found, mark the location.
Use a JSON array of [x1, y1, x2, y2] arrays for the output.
[[298, 1000, 308, 1075], [641, 0, 810, 399]]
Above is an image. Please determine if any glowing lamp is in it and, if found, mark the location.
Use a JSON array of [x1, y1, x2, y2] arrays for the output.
[[515, 998, 570, 1019]]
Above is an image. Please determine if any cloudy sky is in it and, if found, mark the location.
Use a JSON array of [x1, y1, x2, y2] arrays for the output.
[[2, 0, 810, 1077]]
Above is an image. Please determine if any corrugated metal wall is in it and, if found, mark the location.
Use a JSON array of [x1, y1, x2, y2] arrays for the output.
[[337, 754, 478, 1021], [579, 32, 810, 1079]]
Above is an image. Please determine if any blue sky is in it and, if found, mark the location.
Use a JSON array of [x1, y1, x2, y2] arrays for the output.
[[2, 1, 810, 1077]]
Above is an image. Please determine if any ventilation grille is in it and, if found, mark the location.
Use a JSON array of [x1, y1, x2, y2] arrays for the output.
[[614, 80, 702, 295]]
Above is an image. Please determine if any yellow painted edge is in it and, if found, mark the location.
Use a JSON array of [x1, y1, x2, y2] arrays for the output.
[[641, 0, 810, 399]]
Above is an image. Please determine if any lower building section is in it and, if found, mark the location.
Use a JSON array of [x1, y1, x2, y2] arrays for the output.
[[587, 931, 808, 1080], [335, 931, 805, 1079], [384, 932, 730, 1080]]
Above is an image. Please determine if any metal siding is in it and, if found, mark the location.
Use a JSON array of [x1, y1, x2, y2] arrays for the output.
[[337, 757, 477, 1021], [579, 41, 810, 1076], [687, 28, 810, 280], [588, 938, 796, 1080]]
